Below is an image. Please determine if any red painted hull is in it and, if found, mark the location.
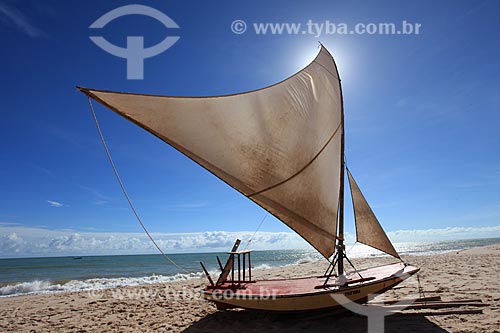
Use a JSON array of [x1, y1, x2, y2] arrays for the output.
[[202, 262, 419, 312]]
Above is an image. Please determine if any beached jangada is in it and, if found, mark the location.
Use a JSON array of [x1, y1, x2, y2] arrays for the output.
[[79, 45, 419, 312]]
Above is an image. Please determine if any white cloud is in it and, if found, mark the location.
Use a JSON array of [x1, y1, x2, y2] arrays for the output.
[[0, 233, 26, 254], [0, 2, 45, 38], [163, 202, 209, 211], [387, 225, 500, 242], [75, 184, 112, 205], [46, 200, 64, 208], [0, 224, 499, 258], [0, 225, 308, 258], [0, 221, 21, 227]]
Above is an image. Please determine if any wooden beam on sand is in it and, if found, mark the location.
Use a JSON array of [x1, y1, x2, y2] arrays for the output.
[[369, 296, 442, 305], [402, 309, 484, 316], [296, 299, 486, 321], [410, 302, 487, 309], [367, 297, 488, 313], [370, 297, 487, 308], [392, 302, 488, 310]]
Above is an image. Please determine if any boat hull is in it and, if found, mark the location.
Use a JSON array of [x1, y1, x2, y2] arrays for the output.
[[202, 262, 419, 312]]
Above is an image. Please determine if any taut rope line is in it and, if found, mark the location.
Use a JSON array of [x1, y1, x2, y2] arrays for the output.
[[87, 97, 189, 274]]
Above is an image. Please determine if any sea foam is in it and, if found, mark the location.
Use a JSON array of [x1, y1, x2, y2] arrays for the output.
[[0, 272, 203, 297]]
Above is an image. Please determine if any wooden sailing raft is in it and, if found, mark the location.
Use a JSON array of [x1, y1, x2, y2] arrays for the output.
[[80, 45, 422, 312]]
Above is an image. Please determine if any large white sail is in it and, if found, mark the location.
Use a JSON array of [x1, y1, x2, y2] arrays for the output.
[[79, 46, 343, 258], [347, 169, 400, 259]]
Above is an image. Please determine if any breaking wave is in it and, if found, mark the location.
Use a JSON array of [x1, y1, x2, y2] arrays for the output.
[[0, 272, 203, 297], [0, 264, 292, 297]]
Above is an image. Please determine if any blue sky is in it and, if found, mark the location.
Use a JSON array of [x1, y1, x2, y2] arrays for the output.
[[1, 0, 500, 257]]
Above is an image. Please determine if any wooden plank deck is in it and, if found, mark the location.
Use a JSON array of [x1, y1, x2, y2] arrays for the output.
[[207, 262, 409, 296]]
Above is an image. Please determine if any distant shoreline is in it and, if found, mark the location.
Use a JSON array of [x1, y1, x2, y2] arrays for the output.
[[1, 236, 499, 260]]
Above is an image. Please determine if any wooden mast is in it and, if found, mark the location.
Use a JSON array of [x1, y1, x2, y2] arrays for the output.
[[337, 113, 345, 275], [333, 49, 345, 276]]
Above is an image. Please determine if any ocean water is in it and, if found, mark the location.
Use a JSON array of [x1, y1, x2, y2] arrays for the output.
[[1, 238, 499, 297]]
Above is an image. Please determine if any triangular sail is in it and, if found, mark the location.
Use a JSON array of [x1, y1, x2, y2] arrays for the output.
[[79, 46, 343, 258], [347, 169, 400, 259]]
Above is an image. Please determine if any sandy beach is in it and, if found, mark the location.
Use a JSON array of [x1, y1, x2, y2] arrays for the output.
[[1, 244, 499, 333]]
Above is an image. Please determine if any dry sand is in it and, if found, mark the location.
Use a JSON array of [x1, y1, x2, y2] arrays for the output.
[[1, 244, 499, 332]]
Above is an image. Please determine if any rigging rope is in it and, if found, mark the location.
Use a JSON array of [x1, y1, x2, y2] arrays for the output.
[[243, 212, 268, 250], [346, 241, 357, 256], [88, 97, 189, 274]]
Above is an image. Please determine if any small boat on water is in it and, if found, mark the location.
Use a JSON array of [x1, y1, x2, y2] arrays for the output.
[[79, 45, 418, 312]]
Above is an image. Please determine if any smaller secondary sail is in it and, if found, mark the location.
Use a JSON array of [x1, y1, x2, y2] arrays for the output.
[[347, 169, 400, 259]]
